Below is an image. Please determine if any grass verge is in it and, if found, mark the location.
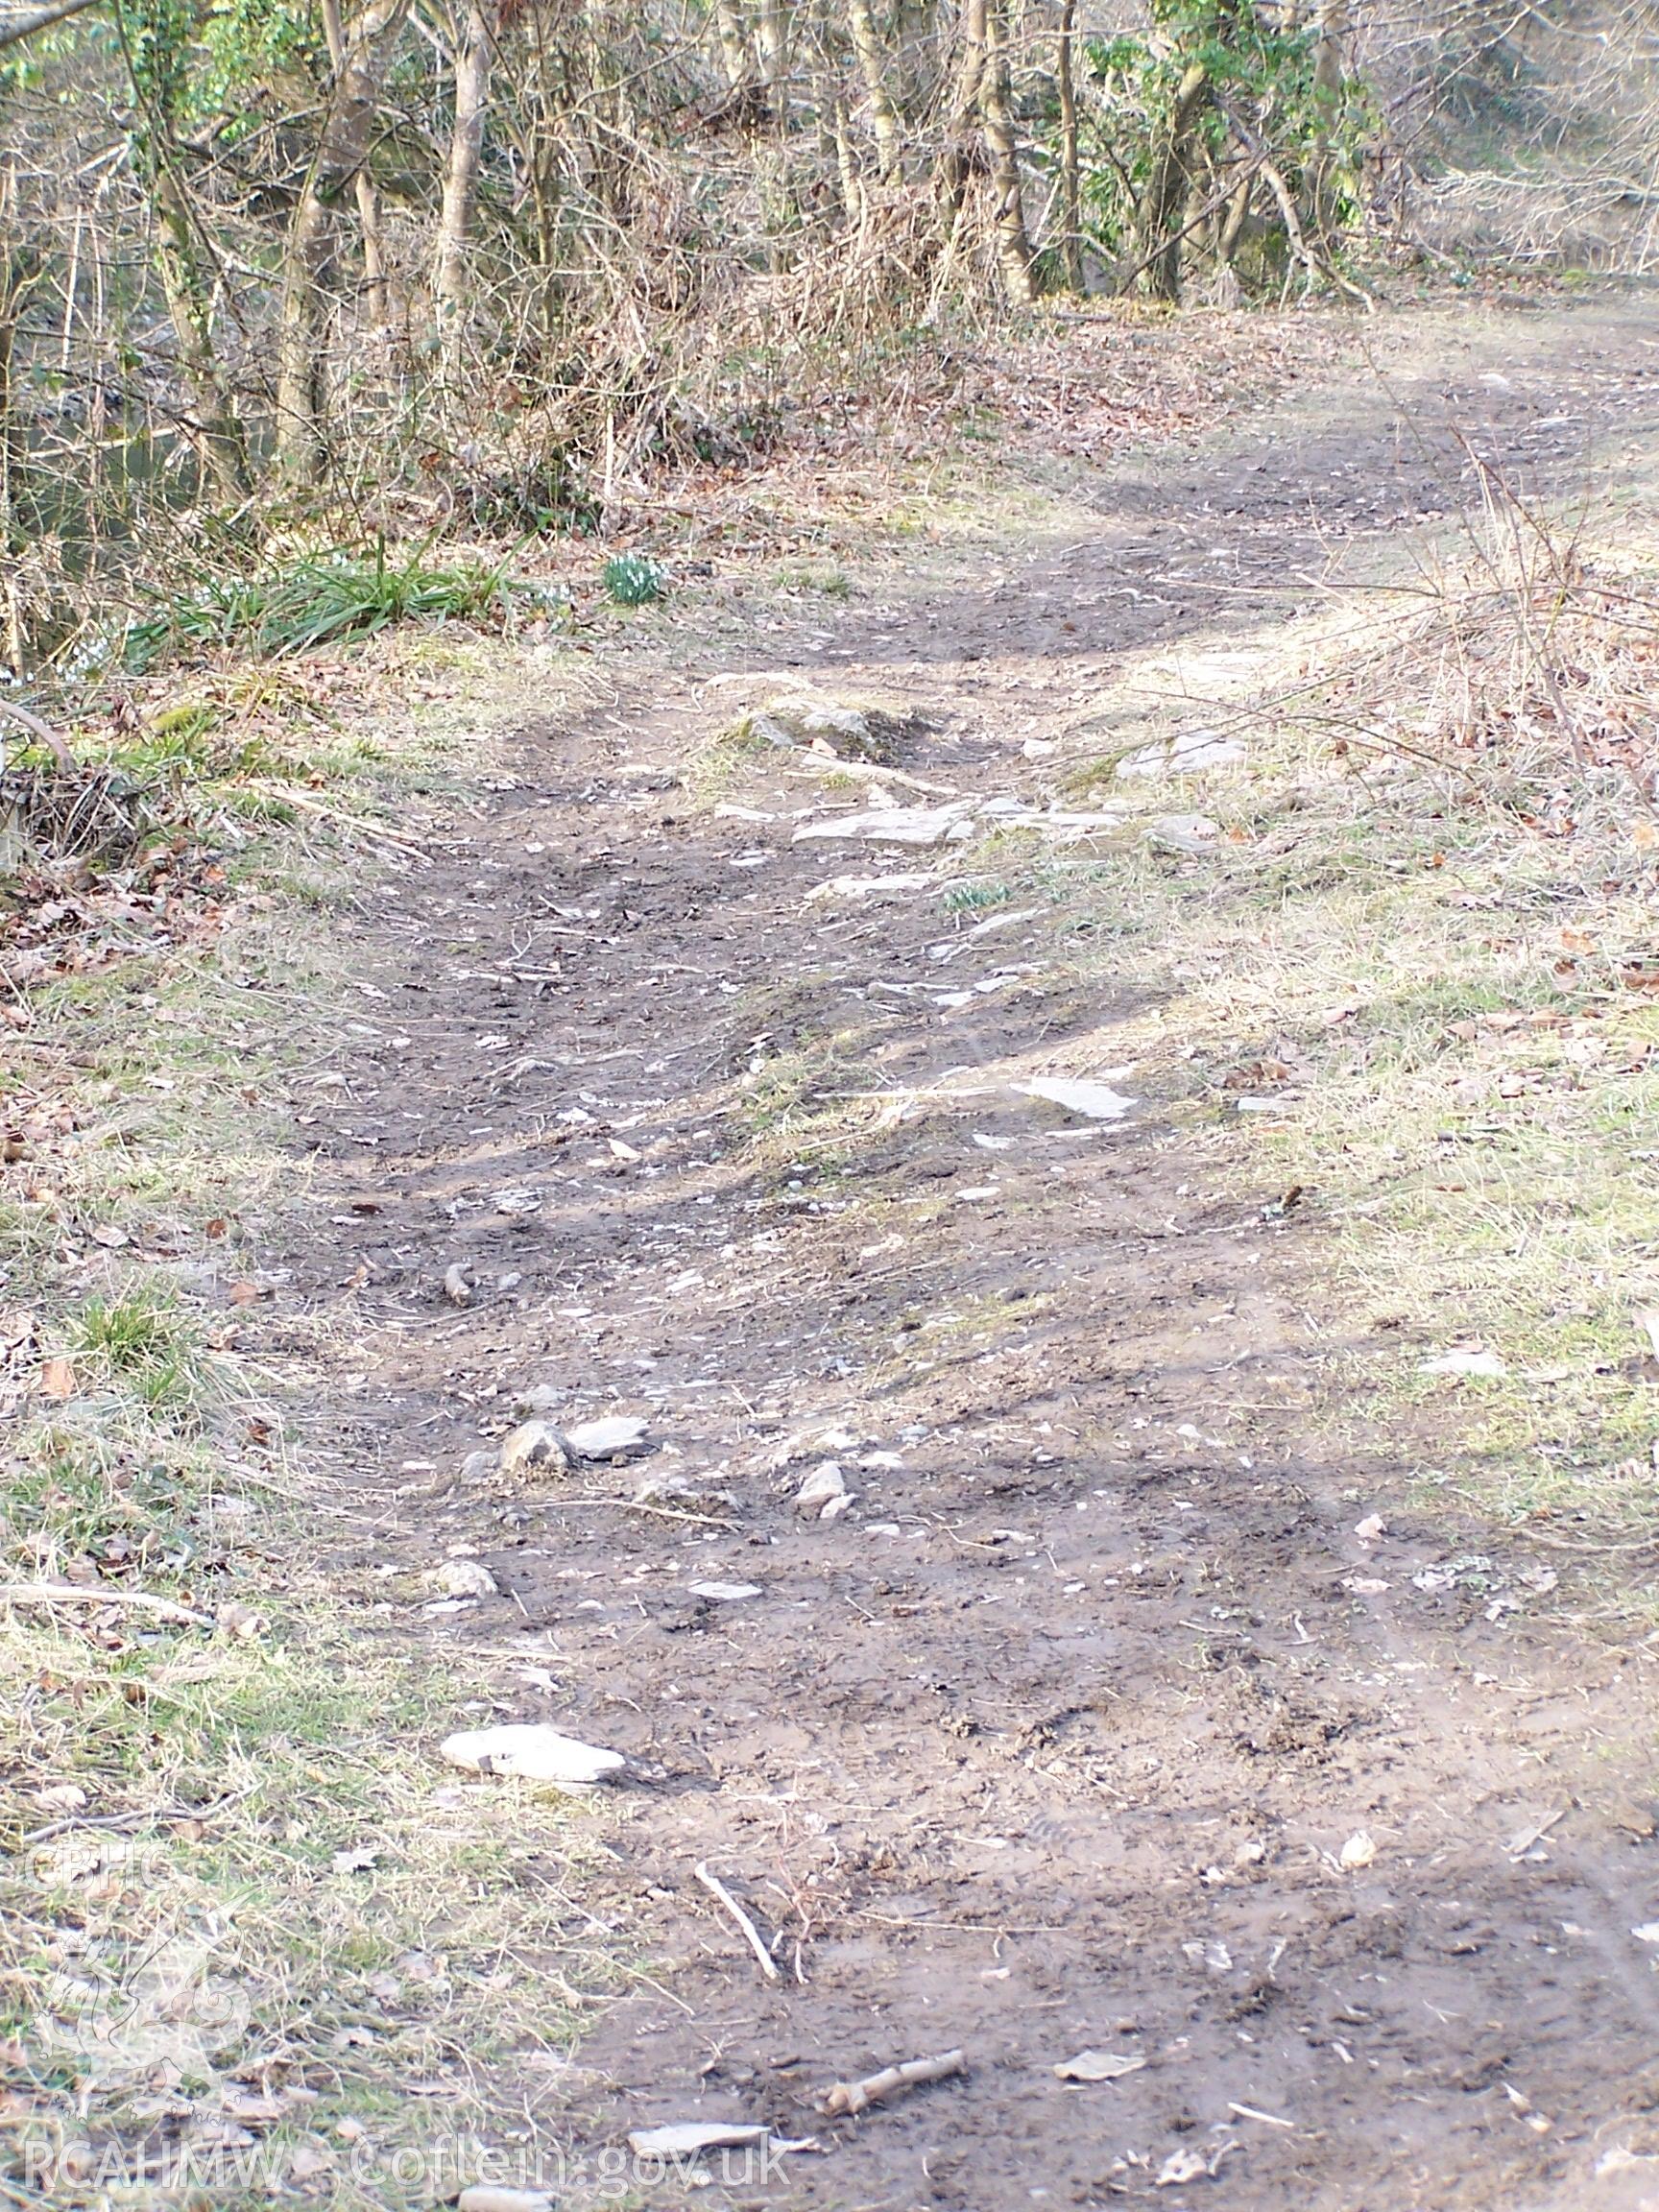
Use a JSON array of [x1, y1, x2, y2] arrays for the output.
[[941, 455, 1659, 1569], [1, 647, 622, 2208]]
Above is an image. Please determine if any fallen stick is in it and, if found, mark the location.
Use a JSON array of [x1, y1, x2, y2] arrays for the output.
[[816, 2048, 967, 2117], [546, 1494, 743, 1533], [0, 699, 76, 769], [240, 781, 431, 859], [0, 1581, 217, 1628], [694, 1863, 781, 1983], [781, 757, 961, 801]]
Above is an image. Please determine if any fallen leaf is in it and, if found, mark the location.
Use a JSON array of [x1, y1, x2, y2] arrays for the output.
[[40, 1356, 76, 1400], [1339, 1832, 1377, 1870], [215, 1600, 267, 1640], [330, 1845, 380, 1874]]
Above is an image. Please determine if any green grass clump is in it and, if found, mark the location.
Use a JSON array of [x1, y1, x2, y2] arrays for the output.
[[602, 552, 665, 606], [71, 1289, 212, 1417], [119, 541, 519, 671]]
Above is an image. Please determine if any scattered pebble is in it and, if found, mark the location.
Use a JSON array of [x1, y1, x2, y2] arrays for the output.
[[1053, 2051, 1145, 2083]]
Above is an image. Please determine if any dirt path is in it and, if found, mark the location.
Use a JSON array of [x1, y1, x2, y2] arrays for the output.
[[287, 306, 1659, 2211]]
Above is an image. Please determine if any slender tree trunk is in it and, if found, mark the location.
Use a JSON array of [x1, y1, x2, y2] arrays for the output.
[[979, 0, 1032, 304], [1308, 0, 1349, 243], [712, 0, 751, 89], [355, 172, 389, 331], [1056, 0, 1080, 290], [756, 0, 785, 107], [830, 95, 861, 223], [151, 167, 252, 498], [320, 0, 390, 334], [933, 0, 985, 222], [108, 2, 253, 497], [848, 0, 902, 178], [276, 0, 409, 482], [435, 0, 495, 380], [0, 188, 32, 675], [1139, 57, 1209, 301]]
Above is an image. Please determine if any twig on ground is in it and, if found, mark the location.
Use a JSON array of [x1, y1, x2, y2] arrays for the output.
[[0, 1581, 217, 1627], [816, 2047, 967, 2117], [694, 1862, 781, 1983], [549, 1493, 742, 1532], [242, 781, 432, 858], [21, 1791, 250, 1845], [0, 700, 75, 769]]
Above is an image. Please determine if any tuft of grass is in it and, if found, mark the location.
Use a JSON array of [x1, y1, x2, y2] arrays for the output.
[[943, 878, 1012, 915], [601, 551, 665, 606], [70, 1289, 212, 1417], [117, 540, 523, 672], [0, 660, 624, 2207]]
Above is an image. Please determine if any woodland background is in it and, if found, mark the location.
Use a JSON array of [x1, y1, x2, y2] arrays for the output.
[[0, 0, 1656, 675]]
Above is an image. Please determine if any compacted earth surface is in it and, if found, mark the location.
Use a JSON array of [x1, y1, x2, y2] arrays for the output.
[[277, 304, 1659, 2210]]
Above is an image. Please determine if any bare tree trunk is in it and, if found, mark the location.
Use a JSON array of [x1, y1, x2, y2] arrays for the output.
[[979, 0, 1033, 304], [934, 0, 986, 222], [1308, 0, 1349, 244], [712, 0, 751, 89], [151, 168, 252, 498], [1056, 0, 1080, 290], [0, 0, 98, 54], [848, 0, 902, 178], [1139, 57, 1208, 301], [0, 175, 32, 674], [320, 0, 391, 335], [276, 0, 409, 482], [830, 95, 861, 223], [435, 0, 496, 380], [756, 0, 786, 108]]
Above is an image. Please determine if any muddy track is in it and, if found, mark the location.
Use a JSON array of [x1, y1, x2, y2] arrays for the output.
[[287, 307, 1659, 2211]]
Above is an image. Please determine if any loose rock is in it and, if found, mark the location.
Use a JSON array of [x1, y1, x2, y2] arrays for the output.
[[628, 2122, 770, 2159], [1146, 813, 1221, 855], [1053, 2051, 1146, 2082], [431, 1559, 498, 1599], [794, 1461, 853, 1520], [742, 696, 882, 759], [498, 1420, 569, 1477], [564, 1414, 649, 1459], [440, 1724, 625, 1788], [1025, 1077, 1137, 1121]]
